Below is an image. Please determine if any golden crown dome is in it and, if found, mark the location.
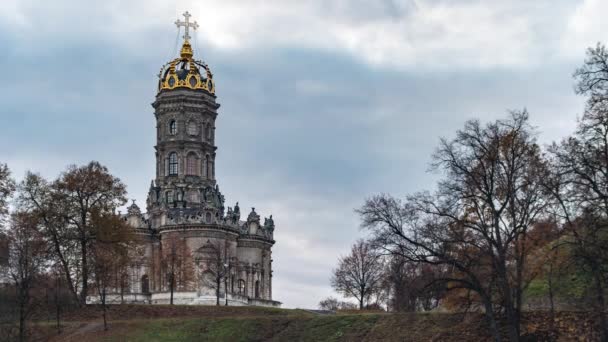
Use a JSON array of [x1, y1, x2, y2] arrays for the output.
[[158, 12, 215, 94]]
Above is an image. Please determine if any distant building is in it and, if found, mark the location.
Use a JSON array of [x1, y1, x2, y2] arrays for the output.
[[90, 12, 279, 307]]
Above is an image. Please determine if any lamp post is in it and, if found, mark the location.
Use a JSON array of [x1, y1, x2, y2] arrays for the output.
[[224, 262, 230, 306]]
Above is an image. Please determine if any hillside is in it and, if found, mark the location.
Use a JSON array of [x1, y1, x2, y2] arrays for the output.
[[21, 305, 598, 341]]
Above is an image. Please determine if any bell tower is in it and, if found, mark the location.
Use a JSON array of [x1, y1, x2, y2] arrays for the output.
[[147, 11, 224, 227]]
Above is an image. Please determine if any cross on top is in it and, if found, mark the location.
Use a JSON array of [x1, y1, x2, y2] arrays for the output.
[[175, 11, 199, 41]]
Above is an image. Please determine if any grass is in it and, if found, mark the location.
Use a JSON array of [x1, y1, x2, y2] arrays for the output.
[[88, 314, 381, 342], [34, 305, 600, 341]]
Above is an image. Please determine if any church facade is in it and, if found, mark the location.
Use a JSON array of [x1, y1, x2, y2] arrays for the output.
[[90, 13, 279, 307]]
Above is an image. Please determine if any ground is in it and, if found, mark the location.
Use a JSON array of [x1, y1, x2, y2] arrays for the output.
[[20, 305, 600, 341]]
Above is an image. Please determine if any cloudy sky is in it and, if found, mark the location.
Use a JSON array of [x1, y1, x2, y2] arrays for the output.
[[1, 0, 607, 308]]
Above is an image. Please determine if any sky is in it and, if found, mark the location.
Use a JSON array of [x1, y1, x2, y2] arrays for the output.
[[0, 0, 607, 308]]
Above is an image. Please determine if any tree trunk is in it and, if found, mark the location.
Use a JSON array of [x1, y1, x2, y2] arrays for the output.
[[102, 287, 108, 331], [592, 267, 608, 342], [548, 260, 556, 337], [55, 278, 62, 335], [19, 294, 26, 342], [80, 239, 88, 305], [216, 279, 221, 306], [169, 274, 174, 305], [483, 298, 502, 342]]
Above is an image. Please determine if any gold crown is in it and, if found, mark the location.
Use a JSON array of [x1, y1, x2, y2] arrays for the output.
[[158, 40, 215, 94]]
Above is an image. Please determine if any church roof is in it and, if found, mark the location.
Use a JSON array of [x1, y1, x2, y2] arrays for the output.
[[157, 12, 215, 95]]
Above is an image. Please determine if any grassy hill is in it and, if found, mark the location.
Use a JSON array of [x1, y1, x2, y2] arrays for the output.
[[25, 305, 598, 341]]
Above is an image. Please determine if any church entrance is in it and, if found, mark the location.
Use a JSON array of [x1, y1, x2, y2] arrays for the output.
[[141, 275, 149, 294]]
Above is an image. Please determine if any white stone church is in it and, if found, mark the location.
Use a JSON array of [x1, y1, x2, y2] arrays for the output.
[[89, 12, 279, 307]]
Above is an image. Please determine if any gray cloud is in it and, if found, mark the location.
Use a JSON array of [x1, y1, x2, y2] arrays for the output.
[[0, 0, 600, 308]]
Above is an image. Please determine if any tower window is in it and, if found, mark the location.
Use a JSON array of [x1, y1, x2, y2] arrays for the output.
[[186, 152, 198, 175], [169, 120, 177, 135], [166, 191, 173, 204], [169, 152, 178, 175], [187, 121, 197, 136]]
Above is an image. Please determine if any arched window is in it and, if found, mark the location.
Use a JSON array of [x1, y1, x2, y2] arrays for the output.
[[238, 279, 246, 295], [169, 152, 178, 175], [141, 275, 150, 294], [206, 125, 212, 140], [255, 280, 260, 298], [186, 152, 198, 175], [169, 120, 177, 135], [205, 212, 212, 223]]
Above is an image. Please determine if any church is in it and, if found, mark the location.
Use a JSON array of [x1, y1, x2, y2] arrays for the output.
[[90, 12, 280, 307]]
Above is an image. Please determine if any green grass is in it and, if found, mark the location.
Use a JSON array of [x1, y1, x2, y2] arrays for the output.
[[94, 314, 382, 342]]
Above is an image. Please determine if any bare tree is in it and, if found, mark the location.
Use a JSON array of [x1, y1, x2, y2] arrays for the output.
[[331, 239, 384, 309], [161, 234, 194, 305], [0, 163, 15, 273], [384, 255, 444, 312], [198, 239, 232, 306], [17, 173, 80, 304], [318, 297, 357, 311], [0, 163, 15, 228], [358, 112, 548, 342], [5, 212, 48, 342]]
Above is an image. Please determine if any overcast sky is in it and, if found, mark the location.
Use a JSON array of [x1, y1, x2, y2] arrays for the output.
[[1, 0, 607, 308]]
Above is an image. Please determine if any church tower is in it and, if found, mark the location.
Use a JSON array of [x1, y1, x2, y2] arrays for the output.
[[113, 12, 279, 307], [147, 11, 222, 222]]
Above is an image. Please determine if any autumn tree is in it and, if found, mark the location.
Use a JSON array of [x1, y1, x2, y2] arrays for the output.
[[383, 255, 444, 312], [359, 112, 549, 342], [17, 162, 127, 305], [331, 239, 384, 309], [161, 234, 194, 305], [90, 210, 135, 331], [4, 212, 48, 342], [543, 42, 608, 342]]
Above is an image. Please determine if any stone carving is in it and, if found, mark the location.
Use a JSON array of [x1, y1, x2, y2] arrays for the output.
[[247, 207, 260, 224], [127, 200, 141, 216]]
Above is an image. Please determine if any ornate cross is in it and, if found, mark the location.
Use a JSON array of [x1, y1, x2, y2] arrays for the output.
[[175, 11, 199, 41]]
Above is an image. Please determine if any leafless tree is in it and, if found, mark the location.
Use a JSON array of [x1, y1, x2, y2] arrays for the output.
[[383, 255, 444, 312], [0, 163, 15, 229], [17, 173, 80, 304], [331, 239, 384, 309], [198, 239, 232, 306], [358, 112, 549, 342], [161, 234, 194, 305], [318, 297, 357, 311]]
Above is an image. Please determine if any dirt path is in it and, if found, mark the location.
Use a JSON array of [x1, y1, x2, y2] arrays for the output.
[[49, 322, 104, 342]]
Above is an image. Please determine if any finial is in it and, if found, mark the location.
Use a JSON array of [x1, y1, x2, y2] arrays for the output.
[[175, 11, 199, 42]]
